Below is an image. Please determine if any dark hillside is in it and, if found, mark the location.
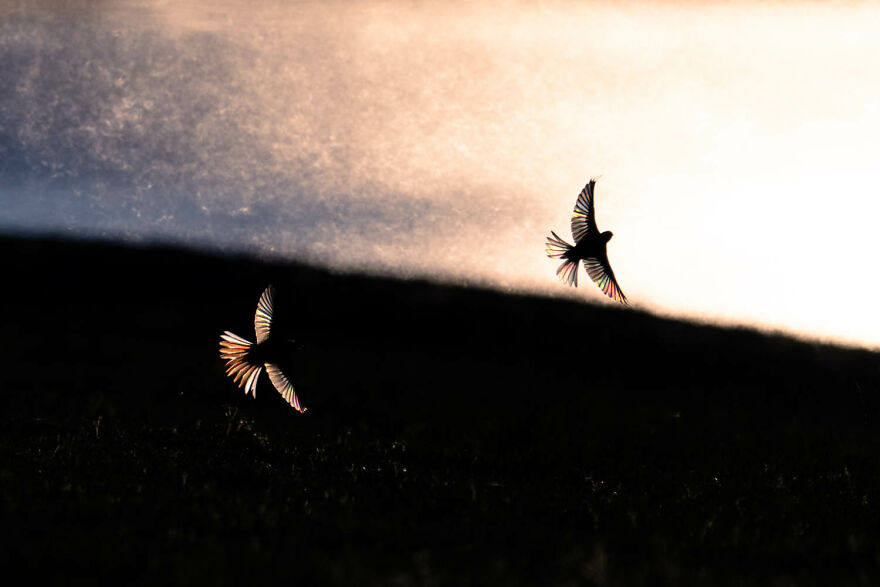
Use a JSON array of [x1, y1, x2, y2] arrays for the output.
[[1, 235, 879, 585]]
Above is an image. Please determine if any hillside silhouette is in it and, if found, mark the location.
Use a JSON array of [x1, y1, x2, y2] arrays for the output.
[[1, 235, 879, 585]]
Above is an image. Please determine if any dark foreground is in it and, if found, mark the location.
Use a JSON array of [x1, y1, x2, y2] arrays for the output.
[[2, 235, 880, 585]]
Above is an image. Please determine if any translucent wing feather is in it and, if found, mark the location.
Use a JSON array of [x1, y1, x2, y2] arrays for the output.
[[265, 362, 306, 413], [221, 286, 306, 409], [570, 179, 598, 243], [254, 286, 275, 344], [583, 255, 627, 304]]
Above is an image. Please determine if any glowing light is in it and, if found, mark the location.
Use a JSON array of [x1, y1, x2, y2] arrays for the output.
[[5, 2, 880, 346]]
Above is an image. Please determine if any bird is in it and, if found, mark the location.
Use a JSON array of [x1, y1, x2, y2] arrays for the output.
[[218, 285, 306, 412], [545, 178, 627, 304]]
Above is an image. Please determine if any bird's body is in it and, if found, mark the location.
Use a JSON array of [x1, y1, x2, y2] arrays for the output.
[[219, 286, 305, 412], [565, 230, 613, 264], [234, 335, 288, 368], [545, 179, 627, 304]]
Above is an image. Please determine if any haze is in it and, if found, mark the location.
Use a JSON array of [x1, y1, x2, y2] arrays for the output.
[[2, 0, 879, 347]]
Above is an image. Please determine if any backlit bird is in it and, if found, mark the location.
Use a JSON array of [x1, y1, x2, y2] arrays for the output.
[[545, 178, 627, 304], [219, 285, 306, 412]]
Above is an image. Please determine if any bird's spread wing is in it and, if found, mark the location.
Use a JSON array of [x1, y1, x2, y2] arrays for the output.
[[583, 253, 627, 304], [265, 362, 306, 412], [570, 179, 599, 243], [254, 285, 275, 344]]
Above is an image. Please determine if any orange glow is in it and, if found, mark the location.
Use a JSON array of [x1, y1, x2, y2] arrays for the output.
[[11, 1, 880, 347]]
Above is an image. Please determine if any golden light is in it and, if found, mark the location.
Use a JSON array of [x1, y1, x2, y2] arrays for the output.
[[11, 1, 880, 347]]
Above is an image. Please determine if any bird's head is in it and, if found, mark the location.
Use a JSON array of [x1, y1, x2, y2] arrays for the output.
[[602, 231, 614, 242]]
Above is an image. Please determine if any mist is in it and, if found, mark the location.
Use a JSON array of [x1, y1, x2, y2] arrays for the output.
[[3, 1, 880, 346]]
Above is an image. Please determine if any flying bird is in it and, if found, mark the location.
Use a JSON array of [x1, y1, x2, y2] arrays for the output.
[[219, 285, 306, 412], [545, 179, 628, 304]]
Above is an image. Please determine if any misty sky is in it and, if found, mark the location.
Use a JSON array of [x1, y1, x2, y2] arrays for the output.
[[2, 1, 880, 347]]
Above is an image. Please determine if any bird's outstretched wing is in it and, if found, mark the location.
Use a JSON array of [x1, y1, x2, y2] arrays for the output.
[[265, 363, 306, 412], [570, 179, 599, 243], [254, 285, 275, 344], [583, 253, 627, 304]]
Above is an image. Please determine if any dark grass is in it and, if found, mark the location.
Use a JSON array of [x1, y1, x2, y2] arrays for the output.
[[2, 235, 880, 585]]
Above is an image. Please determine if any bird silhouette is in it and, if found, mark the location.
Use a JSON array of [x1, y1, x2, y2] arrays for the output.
[[218, 285, 306, 412], [545, 178, 627, 304]]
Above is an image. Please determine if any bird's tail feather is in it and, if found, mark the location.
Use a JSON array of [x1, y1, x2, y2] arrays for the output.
[[556, 259, 578, 287], [219, 331, 262, 397], [546, 231, 578, 287], [545, 231, 572, 259], [220, 331, 252, 361]]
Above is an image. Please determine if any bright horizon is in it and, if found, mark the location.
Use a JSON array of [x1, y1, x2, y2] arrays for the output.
[[3, 1, 880, 348]]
